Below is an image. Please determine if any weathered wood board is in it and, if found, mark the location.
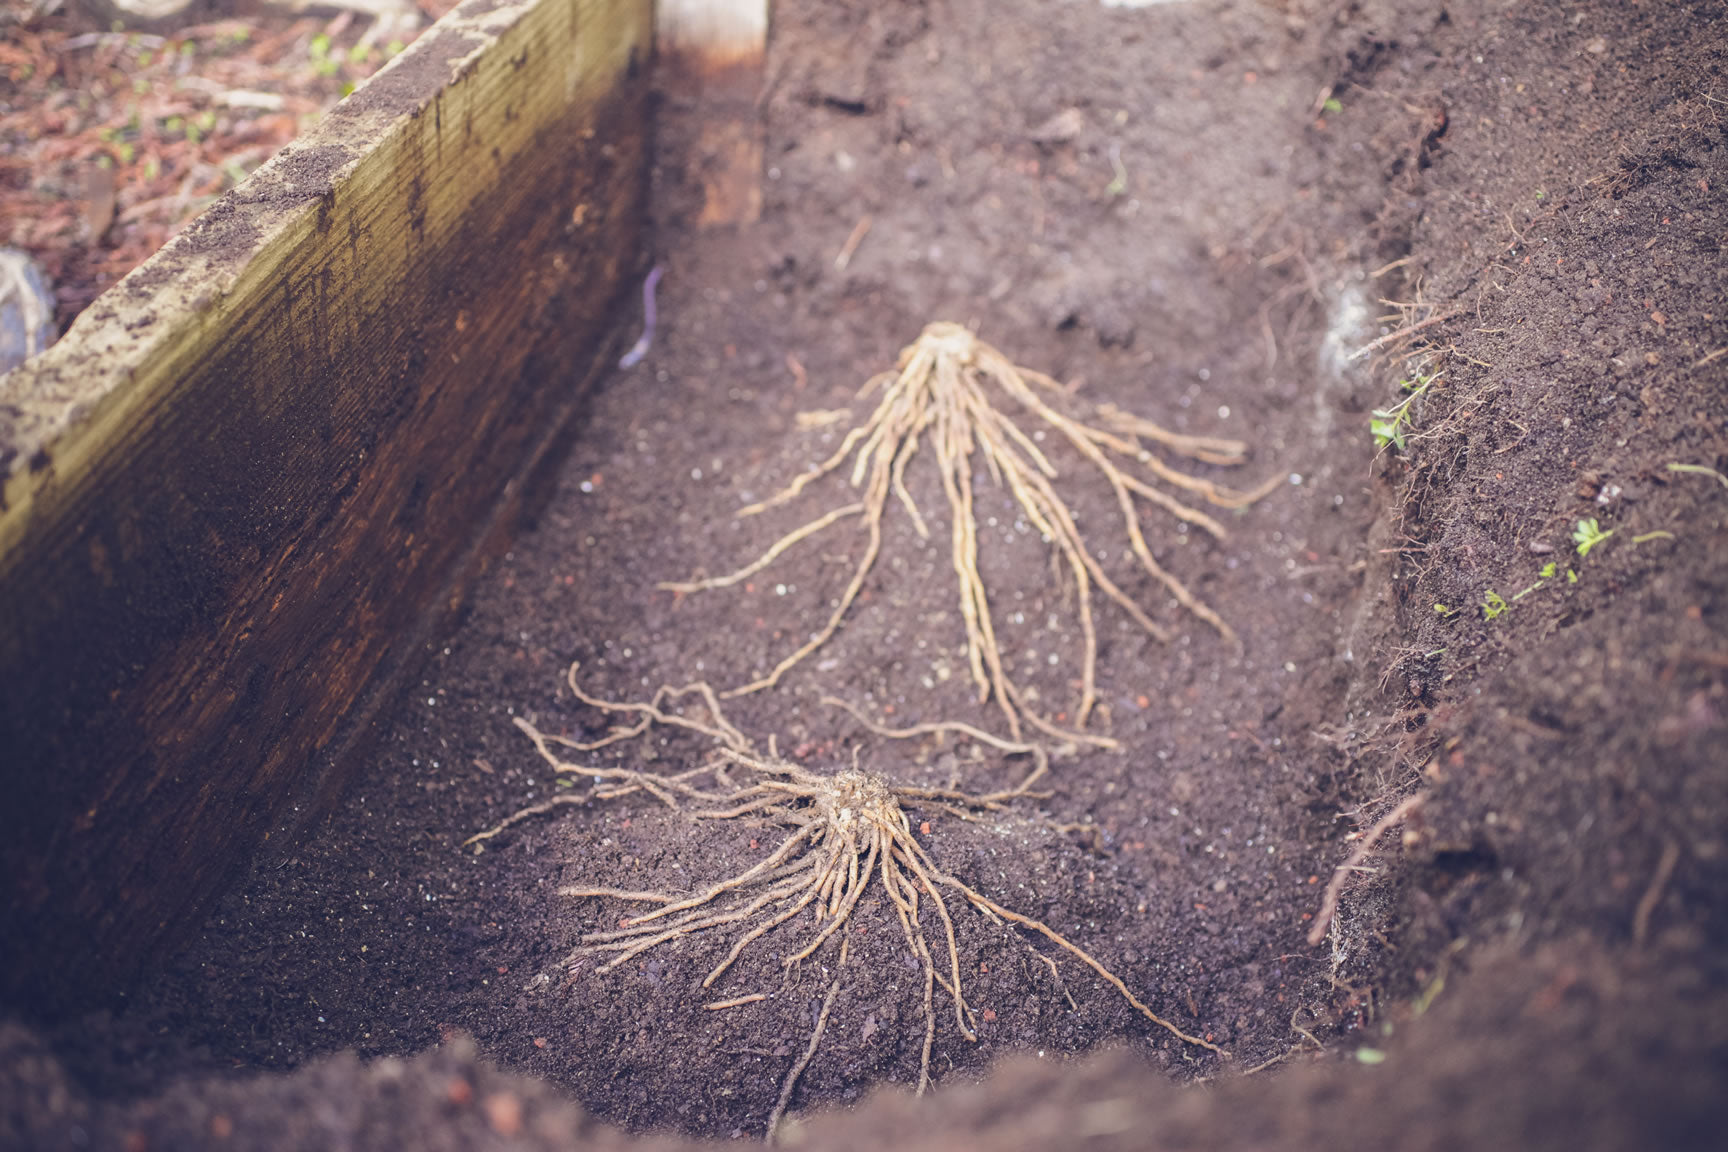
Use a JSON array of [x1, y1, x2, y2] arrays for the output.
[[0, 0, 652, 1010]]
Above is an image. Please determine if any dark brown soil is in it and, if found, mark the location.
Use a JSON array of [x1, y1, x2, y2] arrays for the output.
[[5, 0, 1726, 1148]]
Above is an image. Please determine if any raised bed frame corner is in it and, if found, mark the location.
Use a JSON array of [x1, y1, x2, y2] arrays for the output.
[[0, 0, 653, 1011]]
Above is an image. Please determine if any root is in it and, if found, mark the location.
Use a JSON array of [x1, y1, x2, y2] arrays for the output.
[[477, 665, 1227, 1132], [661, 322, 1276, 741], [1307, 793, 1425, 947], [767, 935, 848, 1145]]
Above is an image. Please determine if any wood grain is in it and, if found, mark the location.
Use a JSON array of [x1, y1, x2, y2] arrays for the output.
[[0, 0, 652, 1010]]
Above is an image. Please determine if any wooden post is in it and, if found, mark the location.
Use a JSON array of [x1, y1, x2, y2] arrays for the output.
[[0, 0, 653, 1011], [657, 0, 770, 226]]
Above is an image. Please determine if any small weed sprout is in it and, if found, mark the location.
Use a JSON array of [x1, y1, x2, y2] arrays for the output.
[[1479, 573, 1549, 623], [1370, 371, 1440, 453], [1105, 142, 1130, 197], [663, 322, 1278, 744], [1666, 461, 1728, 491], [1572, 517, 1614, 558], [470, 664, 1223, 1135]]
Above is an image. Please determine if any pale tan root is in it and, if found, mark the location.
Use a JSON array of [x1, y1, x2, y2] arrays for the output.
[[660, 322, 1278, 741], [472, 666, 1227, 1131]]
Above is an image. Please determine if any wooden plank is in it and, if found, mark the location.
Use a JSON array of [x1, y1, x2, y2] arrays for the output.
[[0, 0, 652, 1010]]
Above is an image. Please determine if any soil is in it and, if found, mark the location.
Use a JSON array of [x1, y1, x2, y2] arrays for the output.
[[4, 0, 1726, 1149], [0, 3, 446, 335]]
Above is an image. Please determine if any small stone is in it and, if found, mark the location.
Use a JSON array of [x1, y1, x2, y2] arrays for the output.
[[1030, 107, 1085, 146], [484, 1092, 524, 1136]]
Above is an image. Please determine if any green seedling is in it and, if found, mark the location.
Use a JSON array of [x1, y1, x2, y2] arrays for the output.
[[1632, 530, 1676, 545], [1572, 517, 1613, 558], [309, 33, 340, 77], [1510, 576, 1546, 603], [1370, 371, 1439, 453], [1481, 574, 1544, 622], [1475, 562, 1564, 625], [1414, 939, 1467, 1017], [1567, 568, 1578, 584], [1666, 462, 1728, 490], [1105, 143, 1129, 198], [1369, 413, 1406, 452], [1413, 970, 1446, 1015], [1322, 97, 1343, 114]]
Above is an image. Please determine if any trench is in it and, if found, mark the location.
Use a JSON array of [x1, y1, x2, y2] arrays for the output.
[[11, 0, 1727, 1148]]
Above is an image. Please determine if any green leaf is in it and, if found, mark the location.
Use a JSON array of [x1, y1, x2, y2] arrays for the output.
[[1572, 517, 1614, 558]]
